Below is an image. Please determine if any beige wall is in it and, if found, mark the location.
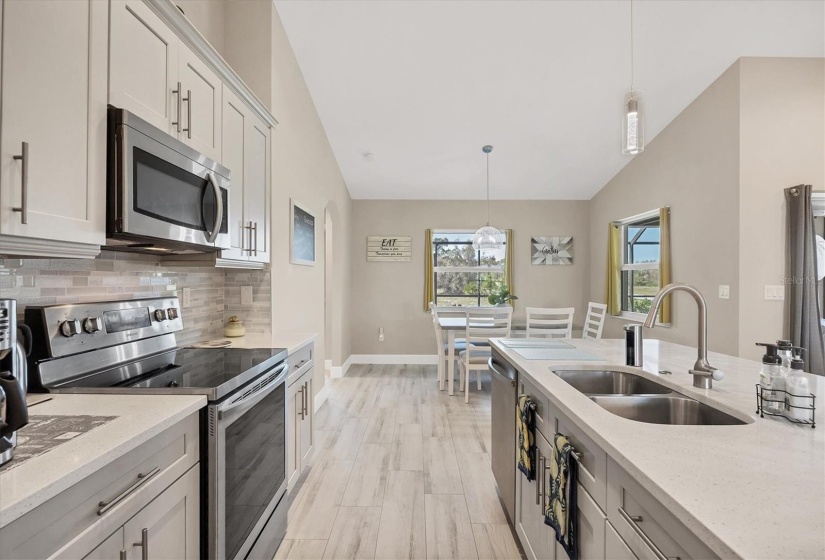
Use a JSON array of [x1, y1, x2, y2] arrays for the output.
[[589, 62, 742, 355], [179, 1, 353, 394], [351, 200, 590, 355], [738, 58, 825, 361], [589, 57, 825, 360]]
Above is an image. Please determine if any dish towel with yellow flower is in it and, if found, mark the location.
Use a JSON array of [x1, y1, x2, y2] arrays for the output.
[[545, 433, 579, 560], [516, 394, 536, 480]]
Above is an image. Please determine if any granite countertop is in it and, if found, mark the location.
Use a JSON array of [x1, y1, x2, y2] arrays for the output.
[[202, 332, 317, 354], [0, 394, 206, 529], [490, 338, 825, 560]]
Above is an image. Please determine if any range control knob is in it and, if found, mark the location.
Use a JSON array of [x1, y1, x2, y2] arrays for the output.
[[167, 307, 179, 320], [83, 317, 103, 334], [153, 309, 167, 322], [60, 319, 81, 337]]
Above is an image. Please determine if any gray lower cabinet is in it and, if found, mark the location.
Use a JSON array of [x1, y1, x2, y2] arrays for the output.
[[0, 413, 200, 560], [513, 370, 719, 560], [286, 342, 315, 491]]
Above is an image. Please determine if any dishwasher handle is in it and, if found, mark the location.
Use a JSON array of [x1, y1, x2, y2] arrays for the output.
[[488, 358, 516, 387]]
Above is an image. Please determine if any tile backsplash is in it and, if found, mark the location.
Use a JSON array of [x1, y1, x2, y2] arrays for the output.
[[0, 252, 271, 346]]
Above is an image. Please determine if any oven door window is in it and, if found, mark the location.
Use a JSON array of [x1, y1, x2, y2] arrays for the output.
[[224, 382, 286, 559], [133, 147, 220, 231]]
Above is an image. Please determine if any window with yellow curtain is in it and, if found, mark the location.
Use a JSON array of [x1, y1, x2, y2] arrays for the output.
[[423, 229, 513, 310], [606, 208, 671, 322]]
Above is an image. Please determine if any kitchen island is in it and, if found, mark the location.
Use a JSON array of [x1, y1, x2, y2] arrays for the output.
[[490, 338, 824, 560]]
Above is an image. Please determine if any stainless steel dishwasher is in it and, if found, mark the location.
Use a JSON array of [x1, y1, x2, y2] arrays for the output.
[[489, 351, 517, 525]]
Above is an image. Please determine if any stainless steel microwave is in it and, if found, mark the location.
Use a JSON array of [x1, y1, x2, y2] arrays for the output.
[[106, 107, 230, 254]]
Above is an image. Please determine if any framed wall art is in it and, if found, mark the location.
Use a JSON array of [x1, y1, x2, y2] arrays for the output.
[[290, 199, 316, 266], [531, 236, 573, 265]]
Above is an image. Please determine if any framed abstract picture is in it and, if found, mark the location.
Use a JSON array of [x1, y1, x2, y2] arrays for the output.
[[290, 199, 316, 266], [531, 236, 573, 265]]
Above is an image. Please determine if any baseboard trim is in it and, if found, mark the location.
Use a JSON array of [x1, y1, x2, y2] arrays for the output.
[[348, 354, 438, 365], [330, 355, 353, 379], [324, 359, 332, 370]]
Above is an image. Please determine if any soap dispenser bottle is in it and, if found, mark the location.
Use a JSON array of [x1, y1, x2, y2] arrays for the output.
[[756, 343, 785, 414], [786, 348, 810, 420]]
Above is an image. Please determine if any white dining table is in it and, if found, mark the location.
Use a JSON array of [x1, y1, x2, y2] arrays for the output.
[[437, 317, 581, 395]]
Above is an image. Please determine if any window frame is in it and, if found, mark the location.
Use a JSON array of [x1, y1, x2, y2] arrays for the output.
[[617, 210, 663, 323], [431, 230, 507, 307]]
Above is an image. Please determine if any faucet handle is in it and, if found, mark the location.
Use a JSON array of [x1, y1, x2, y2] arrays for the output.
[[710, 368, 725, 381]]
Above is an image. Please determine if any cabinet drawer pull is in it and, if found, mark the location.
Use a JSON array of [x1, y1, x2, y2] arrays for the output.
[[618, 506, 680, 560], [133, 527, 149, 560], [293, 359, 308, 370], [12, 141, 28, 224], [172, 82, 182, 133], [97, 466, 160, 515]]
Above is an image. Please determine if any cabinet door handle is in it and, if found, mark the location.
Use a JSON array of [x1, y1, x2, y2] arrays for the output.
[[618, 506, 679, 560], [303, 381, 309, 416], [12, 142, 28, 224], [298, 385, 305, 420], [97, 466, 160, 515], [120, 550, 127, 560], [535, 453, 544, 505], [182, 89, 192, 138], [133, 528, 148, 560], [172, 82, 182, 133], [252, 222, 258, 256]]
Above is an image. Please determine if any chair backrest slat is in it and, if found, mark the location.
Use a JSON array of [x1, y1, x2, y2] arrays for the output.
[[430, 303, 446, 358], [582, 302, 607, 340], [525, 307, 574, 339], [465, 307, 513, 344]]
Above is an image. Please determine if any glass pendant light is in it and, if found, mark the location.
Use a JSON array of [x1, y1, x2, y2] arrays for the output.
[[622, 0, 645, 155], [472, 145, 505, 251]]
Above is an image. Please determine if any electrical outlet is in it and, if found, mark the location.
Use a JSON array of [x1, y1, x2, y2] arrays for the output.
[[241, 286, 253, 306], [764, 285, 785, 301], [182, 287, 191, 307], [718, 285, 730, 300], [379, 327, 385, 342]]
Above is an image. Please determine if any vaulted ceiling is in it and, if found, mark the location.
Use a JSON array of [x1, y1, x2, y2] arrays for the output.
[[275, 0, 824, 200]]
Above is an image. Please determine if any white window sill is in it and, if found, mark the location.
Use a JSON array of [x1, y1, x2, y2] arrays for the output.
[[618, 311, 671, 328]]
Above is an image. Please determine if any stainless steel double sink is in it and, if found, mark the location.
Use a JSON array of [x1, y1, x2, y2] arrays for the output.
[[552, 369, 747, 426]]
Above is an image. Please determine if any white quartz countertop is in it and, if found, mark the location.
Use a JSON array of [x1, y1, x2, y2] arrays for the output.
[[199, 332, 316, 355], [490, 338, 825, 560], [0, 394, 206, 528]]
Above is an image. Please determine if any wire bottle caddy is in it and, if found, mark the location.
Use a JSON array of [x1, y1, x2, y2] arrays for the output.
[[755, 383, 816, 428]]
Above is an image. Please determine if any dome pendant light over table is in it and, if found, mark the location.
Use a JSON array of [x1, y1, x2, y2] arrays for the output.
[[472, 145, 505, 251], [622, 0, 645, 155]]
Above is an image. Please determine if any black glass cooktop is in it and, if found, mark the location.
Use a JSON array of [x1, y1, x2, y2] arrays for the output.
[[54, 347, 288, 401]]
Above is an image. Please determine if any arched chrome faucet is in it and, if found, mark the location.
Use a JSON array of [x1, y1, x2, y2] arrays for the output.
[[644, 283, 724, 389]]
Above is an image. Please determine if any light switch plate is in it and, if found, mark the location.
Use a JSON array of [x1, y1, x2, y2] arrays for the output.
[[764, 285, 785, 301], [241, 286, 253, 306], [718, 285, 730, 299], [182, 287, 191, 307]]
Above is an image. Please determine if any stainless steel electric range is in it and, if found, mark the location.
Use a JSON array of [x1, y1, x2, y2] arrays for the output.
[[25, 297, 288, 560]]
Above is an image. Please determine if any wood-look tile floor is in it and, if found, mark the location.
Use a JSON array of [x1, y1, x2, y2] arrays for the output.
[[275, 364, 525, 560]]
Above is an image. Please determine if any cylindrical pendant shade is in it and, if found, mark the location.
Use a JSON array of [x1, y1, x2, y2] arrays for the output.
[[622, 90, 645, 155], [472, 225, 505, 251]]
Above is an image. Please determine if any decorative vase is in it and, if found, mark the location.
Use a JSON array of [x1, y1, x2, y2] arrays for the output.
[[224, 316, 246, 338]]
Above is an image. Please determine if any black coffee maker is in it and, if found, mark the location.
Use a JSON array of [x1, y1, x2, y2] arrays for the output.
[[0, 299, 31, 467]]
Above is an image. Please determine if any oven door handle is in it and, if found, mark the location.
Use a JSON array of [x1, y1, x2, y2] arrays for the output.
[[204, 171, 223, 243], [217, 362, 288, 420]]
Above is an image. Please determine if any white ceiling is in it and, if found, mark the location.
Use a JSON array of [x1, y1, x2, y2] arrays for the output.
[[275, 0, 824, 200]]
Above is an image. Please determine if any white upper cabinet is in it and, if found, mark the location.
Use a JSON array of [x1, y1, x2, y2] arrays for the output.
[[220, 87, 248, 261], [218, 85, 270, 265], [0, 0, 107, 252], [109, 0, 178, 134], [178, 42, 222, 161], [110, 1, 221, 161], [245, 112, 271, 264]]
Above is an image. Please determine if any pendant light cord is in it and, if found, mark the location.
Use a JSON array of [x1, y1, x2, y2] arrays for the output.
[[486, 151, 490, 226]]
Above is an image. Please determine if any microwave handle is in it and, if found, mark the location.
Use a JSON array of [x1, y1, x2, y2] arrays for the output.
[[205, 172, 223, 243]]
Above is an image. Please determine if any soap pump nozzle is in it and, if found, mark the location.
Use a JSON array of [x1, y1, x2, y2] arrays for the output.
[[756, 342, 781, 365]]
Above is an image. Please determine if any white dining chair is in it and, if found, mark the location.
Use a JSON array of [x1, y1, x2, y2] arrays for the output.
[[430, 304, 474, 390], [582, 302, 607, 340], [459, 307, 513, 403], [525, 307, 575, 339]]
